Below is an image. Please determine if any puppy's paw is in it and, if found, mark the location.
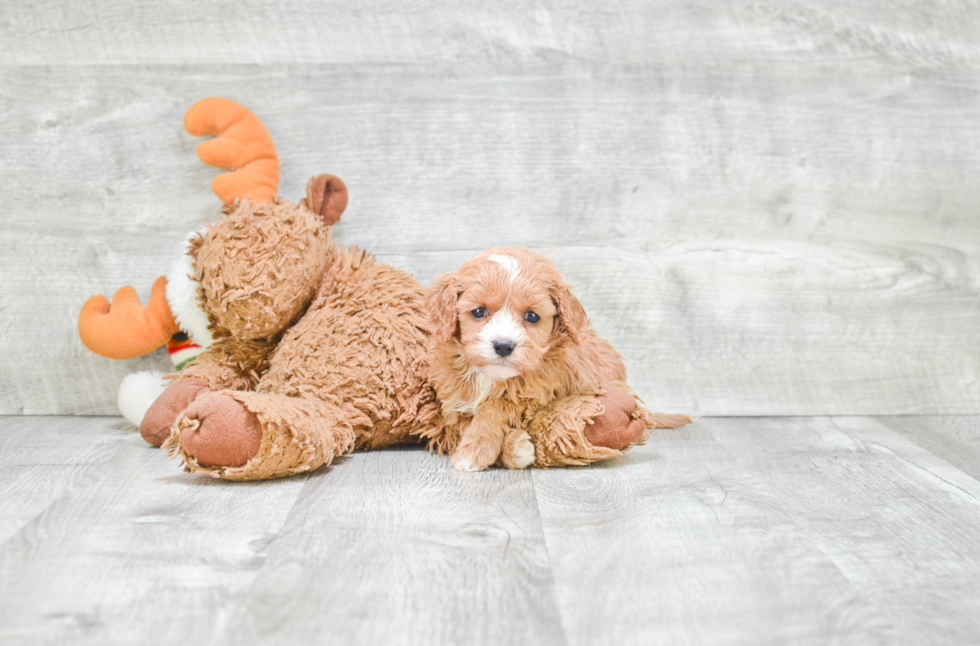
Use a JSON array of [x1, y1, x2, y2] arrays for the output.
[[500, 430, 535, 469], [452, 453, 485, 472], [451, 432, 502, 472]]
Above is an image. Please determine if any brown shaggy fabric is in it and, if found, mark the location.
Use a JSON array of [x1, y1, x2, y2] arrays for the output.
[[522, 383, 651, 467], [151, 197, 688, 480], [172, 337, 277, 392], [141, 335, 277, 444], [194, 198, 332, 340], [530, 390, 692, 466], [257, 248, 442, 448], [165, 389, 356, 480], [161, 195, 441, 479]]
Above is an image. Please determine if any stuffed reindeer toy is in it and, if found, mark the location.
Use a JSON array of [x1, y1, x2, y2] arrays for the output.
[[78, 98, 688, 480]]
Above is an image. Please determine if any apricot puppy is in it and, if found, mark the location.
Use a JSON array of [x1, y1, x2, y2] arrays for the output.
[[426, 247, 684, 472]]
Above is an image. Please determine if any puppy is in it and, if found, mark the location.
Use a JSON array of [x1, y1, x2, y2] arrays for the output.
[[426, 247, 679, 472]]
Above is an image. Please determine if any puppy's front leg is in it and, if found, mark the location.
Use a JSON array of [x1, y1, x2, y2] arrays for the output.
[[451, 406, 508, 472], [499, 426, 535, 470]]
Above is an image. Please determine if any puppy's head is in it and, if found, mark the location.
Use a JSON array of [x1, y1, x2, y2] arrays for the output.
[[426, 248, 588, 380]]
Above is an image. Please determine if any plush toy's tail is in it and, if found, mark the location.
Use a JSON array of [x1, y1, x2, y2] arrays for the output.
[[117, 370, 169, 427]]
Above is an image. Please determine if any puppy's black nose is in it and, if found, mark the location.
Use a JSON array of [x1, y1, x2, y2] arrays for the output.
[[492, 339, 516, 357]]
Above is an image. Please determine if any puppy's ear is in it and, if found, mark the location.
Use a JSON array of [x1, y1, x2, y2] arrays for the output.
[[553, 280, 588, 345], [426, 272, 460, 344]]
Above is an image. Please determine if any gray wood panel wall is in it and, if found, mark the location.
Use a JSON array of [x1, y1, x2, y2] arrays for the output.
[[1, 1, 978, 416]]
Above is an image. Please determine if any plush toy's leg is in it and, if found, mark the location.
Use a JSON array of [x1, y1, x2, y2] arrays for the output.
[[138, 337, 276, 448], [526, 384, 693, 467], [163, 390, 357, 480], [583, 388, 648, 450], [167, 392, 262, 468], [139, 377, 211, 446]]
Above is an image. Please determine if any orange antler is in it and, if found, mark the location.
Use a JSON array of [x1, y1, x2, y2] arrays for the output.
[[184, 97, 280, 205], [78, 276, 180, 359]]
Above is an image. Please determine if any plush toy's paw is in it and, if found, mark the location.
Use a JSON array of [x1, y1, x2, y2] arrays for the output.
[[584, 389, 648, 451], [499, 429, 535, 469], [451, 431, 503, 472], [175, 393, 263, 468], [140, 377, 211, 447]]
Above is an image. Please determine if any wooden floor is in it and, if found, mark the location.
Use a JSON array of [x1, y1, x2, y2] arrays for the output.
[[1, 415, 979, 645]]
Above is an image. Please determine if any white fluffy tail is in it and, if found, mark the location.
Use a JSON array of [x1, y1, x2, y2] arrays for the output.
[[117, 371, 167, 427]]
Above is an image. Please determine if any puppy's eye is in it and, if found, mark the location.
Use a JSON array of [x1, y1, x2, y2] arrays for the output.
[[524, 311, 541, 324], [471, 307, 488, 319]]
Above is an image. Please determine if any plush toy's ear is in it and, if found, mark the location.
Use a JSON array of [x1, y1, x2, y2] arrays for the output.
[[304, 174, 348, 226], [552, 280, 589, 345], [184, 97, 280, 205], [425, 272, 461, 344], [78, 276, 181, 359]]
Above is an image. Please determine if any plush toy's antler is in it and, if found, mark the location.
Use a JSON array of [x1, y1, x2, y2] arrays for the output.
[[184, 97, 280, 205], [78, 98, 276, 362], [78, 276, 180, 359]]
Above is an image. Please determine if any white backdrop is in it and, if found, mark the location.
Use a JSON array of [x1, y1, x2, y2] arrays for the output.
[[1, 1, 978, 416]]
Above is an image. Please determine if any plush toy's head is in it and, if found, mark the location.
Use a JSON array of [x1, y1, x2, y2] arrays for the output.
[[191, 184, 338, 341], [78, 98, 349, 356], [182, 98, 350, 341]]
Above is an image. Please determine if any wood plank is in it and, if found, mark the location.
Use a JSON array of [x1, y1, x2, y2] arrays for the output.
[[0, 420, 564, 645], [2, 415, 980, 642], [0, 416, 130, 543], [875, 415, 980, 481], [215, 446, 565, 646], [2, 1, 978, 66], [0, 424, 309, 644], [532, 416, 980, 645], [1, 61, 978, 416]]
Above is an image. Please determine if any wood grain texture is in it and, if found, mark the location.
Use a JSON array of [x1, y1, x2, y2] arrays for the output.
[[532, 416, 980, 645], [0, 416, 129, 543], [877, 415, 980, 480], [2, 414, 980, 644], [3, 1, 979, 66], [214, 447, 564, 646], [0, 420, 310, 645], [1, 2, 979, 416], [0, 417, 563, 646]]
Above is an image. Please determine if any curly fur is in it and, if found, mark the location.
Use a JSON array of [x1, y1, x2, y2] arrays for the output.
[[194, 198, 332, 340], [424, 247, 654, 471], [148, 189, 680, 480], [158, 191, 441, 480]]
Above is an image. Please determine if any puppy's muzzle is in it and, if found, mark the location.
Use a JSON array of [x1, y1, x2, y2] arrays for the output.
[[492, 339, 516, 357]]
